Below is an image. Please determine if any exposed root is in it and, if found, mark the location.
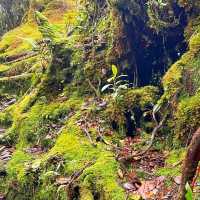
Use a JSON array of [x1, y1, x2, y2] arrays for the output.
[[3, 52, 38, 65], [0, 73, 33, 82], [178, 127, 200, 200]]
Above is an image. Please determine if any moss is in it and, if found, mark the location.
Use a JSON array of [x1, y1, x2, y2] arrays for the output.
[[4, 103, 126, 199], [0, 64, 10, 73], [105, 86, 159, 125], [7, 150, 32, 182], [155, 149, 185, 177], [175, 92, 200, 141], [158, 21, 200, 143], [46, 119, 125, 199]]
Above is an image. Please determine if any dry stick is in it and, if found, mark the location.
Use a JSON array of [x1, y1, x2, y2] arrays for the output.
[[82, 117, 97, 147], [86, 78, 100, 98], [96, 124, 122, 151], [61, 161, 95, 200], [136, 114, 167, 156], [67, 161, 95, 186]]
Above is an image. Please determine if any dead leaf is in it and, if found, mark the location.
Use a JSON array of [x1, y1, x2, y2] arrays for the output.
[[135, 176, 165, 199], [56, 177, 70, 185], [118, 169, 124, 179], [174, 176, 181, 185], [123, 182, 136, 191]]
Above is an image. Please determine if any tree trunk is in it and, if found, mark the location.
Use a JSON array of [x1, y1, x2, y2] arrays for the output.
[[178, 127, 200, 200]]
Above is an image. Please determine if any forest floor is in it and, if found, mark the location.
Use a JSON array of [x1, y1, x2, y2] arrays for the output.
[[0, 94, 199, 200]]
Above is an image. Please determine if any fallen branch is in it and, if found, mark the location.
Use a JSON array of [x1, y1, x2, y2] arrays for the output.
[[68, 161, 95, 186], [96, 124, 122, 151], [56, 161, 95, 199]]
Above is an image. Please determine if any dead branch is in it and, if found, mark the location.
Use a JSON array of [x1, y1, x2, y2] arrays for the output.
[[4, 52, 38, 64], [81, 116, 97, 147], [86, 78, 101, 98]]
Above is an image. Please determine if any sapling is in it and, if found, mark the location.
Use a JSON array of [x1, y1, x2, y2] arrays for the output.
[[101, 64, 130, 99]]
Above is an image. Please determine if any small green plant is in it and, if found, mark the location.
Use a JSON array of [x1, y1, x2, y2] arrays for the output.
[[185, 182, 193, 200], [101, 65, 130, 99]]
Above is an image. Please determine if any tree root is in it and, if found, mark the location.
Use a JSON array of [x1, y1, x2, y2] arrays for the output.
[[0, 73, 33, 82], [178, 127, 200, 200], [3, 52, 38, 65]]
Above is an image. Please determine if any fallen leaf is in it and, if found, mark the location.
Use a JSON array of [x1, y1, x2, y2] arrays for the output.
[[56, 177, 70, 185], [123, 182, 136, 191], [118, 169, 124, 179], [174, 176, 181, 185], [135, 176, 165, 199]]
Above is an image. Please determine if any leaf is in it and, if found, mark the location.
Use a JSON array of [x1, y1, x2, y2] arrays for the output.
[[152, 103, 161, 122], [115, 80, 129, 85], [101, 84, 113, 92], [123, 182, 135, 191], [111, 64, 118, 78], [115, 75, 128, 79], [174, 176, 181, 185], [56, 177, 70, 185], [117, 84, 128, 90], [107, 77, 115, 83], [118, 169, 124, 179], [185, 183, 193, 200], [153, 104, 161, 114]]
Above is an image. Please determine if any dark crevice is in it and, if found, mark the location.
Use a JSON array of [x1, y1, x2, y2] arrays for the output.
[[118, 2, 188, 86]]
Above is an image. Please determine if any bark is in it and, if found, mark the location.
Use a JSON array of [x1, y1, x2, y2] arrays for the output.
[[178, 127, 200, 200]]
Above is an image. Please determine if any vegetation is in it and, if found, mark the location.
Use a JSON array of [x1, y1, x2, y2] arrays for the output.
[[0, 0, 200, 199]]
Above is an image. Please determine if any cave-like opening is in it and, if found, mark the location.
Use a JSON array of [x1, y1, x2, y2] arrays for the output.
[[120, 2, 188, 86]]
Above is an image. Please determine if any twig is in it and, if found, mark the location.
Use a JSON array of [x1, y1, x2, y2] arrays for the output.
[[136, 114, 167, 156], [118, 114, 168, 161], [86, 78, 100, 98], [83, 127, 97, 147], [96, 124, 122, 151], [67, 161, 95, 186]]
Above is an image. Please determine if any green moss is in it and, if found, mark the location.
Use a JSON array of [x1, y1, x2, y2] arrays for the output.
[[155, 149, 185, 177], [0, 64, 10, 73], [175, 92, 200, 140], [46, 119, 125, 200], [7, 150, 32, 182], [105, 86, 159, 125]]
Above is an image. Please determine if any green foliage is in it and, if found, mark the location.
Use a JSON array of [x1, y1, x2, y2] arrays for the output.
[[102, 64, 130, 99], [185, 182, 193, 200], [105, 86, 159, 127], [35, 11, 64, 44]]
